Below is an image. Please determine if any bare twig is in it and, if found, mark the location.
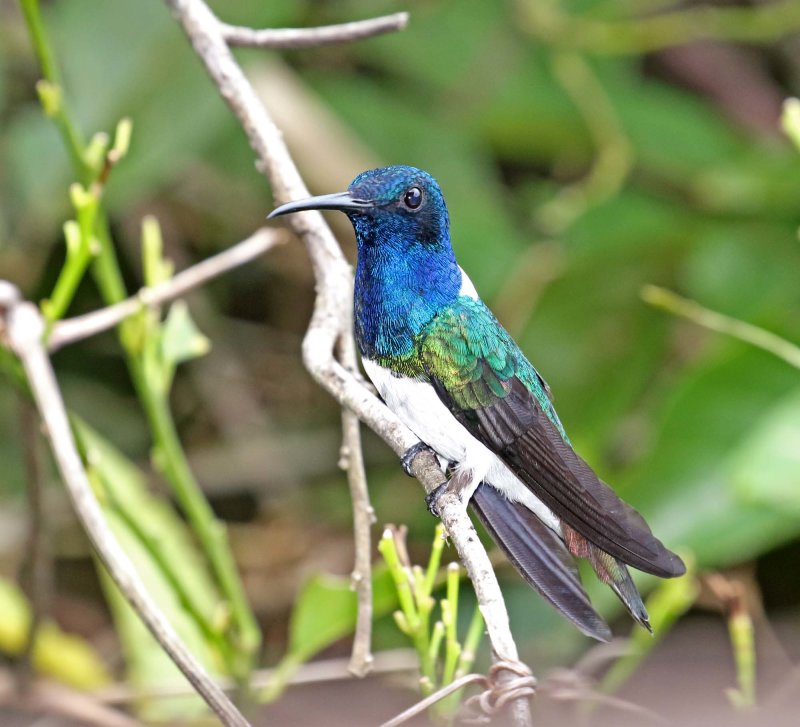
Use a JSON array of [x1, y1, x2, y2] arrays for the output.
[[163, 1, 533, 723], [642, 284, 800, 369], [519, 0, 800, 55], [542, 668, 667, 724], [97, 649, 418, 704], [381, 659, 538, 727], [0, 284, 250, 727], [337, 330, 375, 678], [48, 227, 287, 351], [221, 12, 409, 49], [340, 408, 375, 677], [379, 673, 487, 727], [17, 396, 51, 691], [0, 669, 145, 727]]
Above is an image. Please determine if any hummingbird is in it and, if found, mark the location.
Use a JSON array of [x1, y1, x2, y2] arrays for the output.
[[269, 165, 685, 640]]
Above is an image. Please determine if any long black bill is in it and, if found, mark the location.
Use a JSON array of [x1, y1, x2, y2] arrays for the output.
[[267, 191, 373, 219]]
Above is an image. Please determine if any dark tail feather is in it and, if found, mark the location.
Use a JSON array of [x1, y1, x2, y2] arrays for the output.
[[563, 524, 652, 633], [590, 548, 652, 634], [471, 483, 611, 642]]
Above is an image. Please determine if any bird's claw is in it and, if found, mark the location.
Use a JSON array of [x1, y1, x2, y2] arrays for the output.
[[425, 481, 449, 518], [401, 441, 433, 477]]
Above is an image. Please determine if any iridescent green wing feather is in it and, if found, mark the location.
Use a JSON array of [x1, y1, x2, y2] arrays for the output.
[[419, 297, 684, 578], [418, 297, 559, 425]]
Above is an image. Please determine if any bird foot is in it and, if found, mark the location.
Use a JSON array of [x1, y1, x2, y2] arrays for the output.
[[425, 481, 450, 518], [401, 442, 433, 477]]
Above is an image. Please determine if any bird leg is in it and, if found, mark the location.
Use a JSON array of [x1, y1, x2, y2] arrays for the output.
[[400, 441, 435, 476], [425, 468, 472, 518], [425, 482, 449, 517]]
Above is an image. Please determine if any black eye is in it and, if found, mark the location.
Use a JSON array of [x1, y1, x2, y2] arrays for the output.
[[403, 187, 422, 209]]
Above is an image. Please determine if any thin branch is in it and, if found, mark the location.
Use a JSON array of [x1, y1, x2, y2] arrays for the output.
[[642, 284, 800, 369], [48, 227, 287, 351], [340, 407, 374, 677], [163, 1, 533, 723], [379, 673, 487, 727], [18, 0, 90, 178], [519, 0, 800, 55], [337, 329, 375, 678], [0, 674, 146, 727], [0, 284, 250, 727], [221, 12, 409, 49], [17, 396, 51, 691], [96, 649, 418, 704]]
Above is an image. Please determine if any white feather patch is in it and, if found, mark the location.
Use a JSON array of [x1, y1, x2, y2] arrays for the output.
[[458, 266, 479, 299], [362, 356, 561, 533]]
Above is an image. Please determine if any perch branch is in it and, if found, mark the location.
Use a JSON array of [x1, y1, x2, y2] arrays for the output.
[[48, 227, 287, 351], [163, 1, 533, 723], [0, 283, 250, 727], [221, 12, 409, 49]]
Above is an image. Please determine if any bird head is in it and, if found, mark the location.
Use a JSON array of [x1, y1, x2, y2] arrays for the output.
[[268, 165, 451, 251]]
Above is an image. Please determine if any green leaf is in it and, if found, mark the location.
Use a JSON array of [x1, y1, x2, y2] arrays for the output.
[[32, 622, 113, 691], [782, 98, 800, 152], [73, 418, 224, 720], [622, 350, 800, 567], [141, 216, 173, 288], [0, 576, 111, 690], [0, 577, 30, 654], [288, 573, 357, 661], [158, 300, 211, 393], [262, 566, 398, 701], [289, 567, 398, 661], [160, 301, 211, 368], [728, 388, 800, 514]]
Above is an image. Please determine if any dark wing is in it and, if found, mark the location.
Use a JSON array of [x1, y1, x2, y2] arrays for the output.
[[471, 483, 611, 641], [421, 299, 685, 578]]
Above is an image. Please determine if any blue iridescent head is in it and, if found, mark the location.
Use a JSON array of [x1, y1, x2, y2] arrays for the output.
[[345, 166, 450, 250], [269, 166, 462, 359], [269, 165, 451, 251]]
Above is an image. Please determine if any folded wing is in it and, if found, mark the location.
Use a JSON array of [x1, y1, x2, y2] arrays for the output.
[[421, 298, 685, 578]]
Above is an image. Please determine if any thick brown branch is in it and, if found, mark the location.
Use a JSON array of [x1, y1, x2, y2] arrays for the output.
[[221, 12, 409, 49]]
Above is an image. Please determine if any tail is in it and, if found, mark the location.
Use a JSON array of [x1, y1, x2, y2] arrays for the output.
[[563, 524, 652, 633], [471, 483, 611, 642]]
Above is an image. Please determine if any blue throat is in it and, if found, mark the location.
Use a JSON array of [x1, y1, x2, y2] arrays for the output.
[[353, 217, 461, 362]]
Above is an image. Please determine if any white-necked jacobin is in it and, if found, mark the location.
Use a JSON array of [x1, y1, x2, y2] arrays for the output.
[[269, 165, 685, 640]]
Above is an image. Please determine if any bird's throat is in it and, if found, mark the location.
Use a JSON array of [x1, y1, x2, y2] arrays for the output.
[[353, 239, 461, 367]]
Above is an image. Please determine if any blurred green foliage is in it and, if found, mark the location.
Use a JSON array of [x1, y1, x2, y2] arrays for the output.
[[2, 0, 800, 709]]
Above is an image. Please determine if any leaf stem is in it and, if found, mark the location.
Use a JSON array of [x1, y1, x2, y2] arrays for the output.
[[19, 0, 90, 180]]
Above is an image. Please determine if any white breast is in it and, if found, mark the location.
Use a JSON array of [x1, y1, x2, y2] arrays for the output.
[[362, 356, 561, 534]]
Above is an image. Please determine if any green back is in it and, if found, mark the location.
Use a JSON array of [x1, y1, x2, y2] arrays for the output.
[[382, 296, 567, 439]]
